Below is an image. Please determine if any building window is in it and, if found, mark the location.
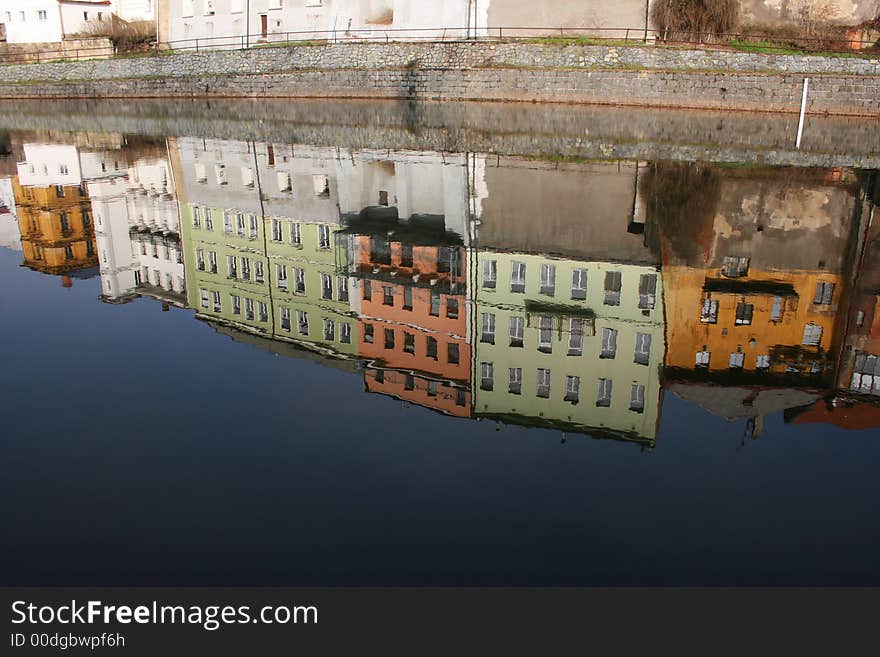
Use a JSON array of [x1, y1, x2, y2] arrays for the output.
[[803, 323, 823, 346], [447, 342, 459, 364], [290, 222, 301, 245], [208, 251, 217, 273], [226, 255, 237, 278], [539, 263, 556, 296], [297, 311, 309, 335], [323, 318, 335, 341], [509, 316, 524, 348], [255, 260, 265, 283], [400, 244, 413, 268], [338, 277, 349, 302], [483, 260, 497, 289], [56, 185, 65, 198], [571, 269, 588, 300], [430, 289, 440, 317], [196, 249, 206, 271], [384, 328, 395, 350], [403, 286, 412, 311], [638, 274, 657, 310], [756, 354, 770, 369], [341, 323, 352, 344], [236, 213, 245, 236], [382, 285, 394, 306], [249, 215, 258, 240], [277, 171, 291, 192], [364, 323, 373, 343], [536, 368, 551, 398], [204, 210, 213, 231], [277, 264, 288, 290], [771, 296, 784, 322], [814, 282, 835, 305], [538, 315, 553, 353], [604, 271, 621, 306], [480, 363, 494, 391], [630, 384, 645, 413], [696, 350, 710, 368], [634, 332, 651, 365], [600, 327, 618, 359], [313, 174, 330, 197], [199, 288, 209, 309], [404, 332, 415, 354], [281, 307, 291, 331], [508, 367, 522, 395], [271, 219, 283, 242], [729, 351, 745, 368], [294, 268, 306, 294], [568, 318, 584, 356], [735, 302, 754, 325], [216, 164, 227, 186], [37, 10, 47, 21], [241, 167, 254, 188], [204, 0, 216, 16], [481, 312, 496, 344], [722, 256, 750, 278], [565, 375, 580, 403], [510, 261, 526, 293], [596, 378, 612, 407], [363, 279, 371, 301], [446, 298, 459, 319], [426, 336, 438, 360], [700, 298, 718, 324], [321, 273, 333, 300], [231, 294, 241, 315], [64, 244, 74, 260], [318, 224, 331, 249], [258, 301, 268, 322], [224, 212, 232, 233], [212, 291, 222, 312]]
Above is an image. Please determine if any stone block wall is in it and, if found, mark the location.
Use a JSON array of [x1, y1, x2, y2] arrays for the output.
[[0, 38, 114, 65], [0, 41, 877, 116]]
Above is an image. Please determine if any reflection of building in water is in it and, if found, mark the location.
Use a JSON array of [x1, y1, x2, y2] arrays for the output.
[[11, 140, 123, 279], [834, 171, 880, 401], [335, 150, 481, 416], [174, 138, 358, 358], [470, 159, 664, 445], [92, 149, 186, 308], [344, 216, 472, 417], [651, 163, 864, 430], [0, 176, 21, 252]]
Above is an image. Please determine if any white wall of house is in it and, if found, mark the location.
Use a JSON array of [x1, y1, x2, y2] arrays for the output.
[[0, 1, 64, 43], [60, 1, 113, 37], [112, 0, 155, 22]]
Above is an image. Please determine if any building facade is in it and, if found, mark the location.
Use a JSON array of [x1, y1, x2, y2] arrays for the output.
[[0, 0, 112, 44]]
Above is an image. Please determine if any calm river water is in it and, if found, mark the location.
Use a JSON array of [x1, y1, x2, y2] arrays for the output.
[[1, 100, 878, 585]]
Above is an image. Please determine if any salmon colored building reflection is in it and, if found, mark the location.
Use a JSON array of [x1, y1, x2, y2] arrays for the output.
[[350, 220, 472, 417]]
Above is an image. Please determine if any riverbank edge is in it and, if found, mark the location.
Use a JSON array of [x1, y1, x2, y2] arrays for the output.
[[1, 42, 878, 116]]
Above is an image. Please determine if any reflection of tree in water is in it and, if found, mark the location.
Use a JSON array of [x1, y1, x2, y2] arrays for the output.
[[638, 161, 721, 266], [0, 131, 11, 157]]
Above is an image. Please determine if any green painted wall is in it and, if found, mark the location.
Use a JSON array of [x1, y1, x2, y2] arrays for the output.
[[471, 250, 665, 443]]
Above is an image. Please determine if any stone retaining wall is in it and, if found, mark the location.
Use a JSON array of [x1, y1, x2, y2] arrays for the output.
[[0, 41, 877, 115], [0, 38, 114, 65]]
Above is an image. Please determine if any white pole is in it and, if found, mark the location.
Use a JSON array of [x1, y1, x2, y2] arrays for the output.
[[796, 77, 809, 150]]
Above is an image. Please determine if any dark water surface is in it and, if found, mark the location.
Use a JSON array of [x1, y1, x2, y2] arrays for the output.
[[1, 101, 879, 585]]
